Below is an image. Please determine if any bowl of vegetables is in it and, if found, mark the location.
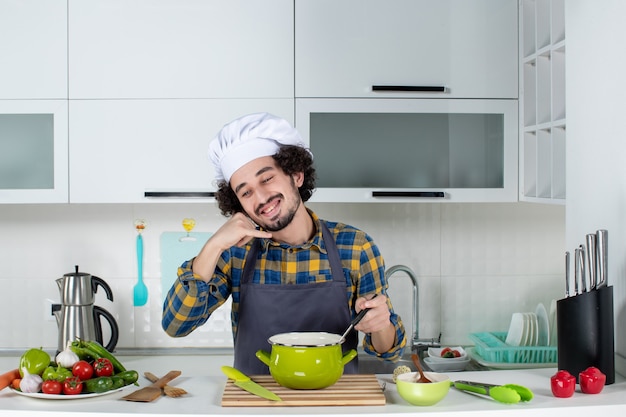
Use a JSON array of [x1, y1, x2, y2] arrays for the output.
[[427, 346, 467, 362]]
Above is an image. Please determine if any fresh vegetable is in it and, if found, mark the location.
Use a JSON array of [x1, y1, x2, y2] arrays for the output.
[[440, 347, 461, 358], [70, 340, 126, 373], [579, 366, 606, 394], [0, 368, 21, 390], [83, 376, 114, 393], [550, 370, 576, 398], [42, 365, 73, 382], [41, 380, 63, 395], [93, 358, 114, 377], [63, 376, 83, 395], [55, 343, 80, 369], [11, 378, 21, 390], [392, 365, 412, 383], [110, 376, 125, 390], [72, 360, 94, 381], [115, 370, 139, 386], [18, 348, 51, 378], [19, 370, 43, 393]]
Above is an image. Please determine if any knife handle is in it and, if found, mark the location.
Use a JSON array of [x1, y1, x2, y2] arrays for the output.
[[596, 229, 608, 287], [585, 234, 597, 290]]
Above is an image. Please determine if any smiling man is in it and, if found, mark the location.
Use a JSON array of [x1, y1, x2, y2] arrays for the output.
[[162, 112, 406, 374]]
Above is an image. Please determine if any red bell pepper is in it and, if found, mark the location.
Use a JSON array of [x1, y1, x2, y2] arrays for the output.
[[579, 367, 606, 394], [551, 370, 576, 398]]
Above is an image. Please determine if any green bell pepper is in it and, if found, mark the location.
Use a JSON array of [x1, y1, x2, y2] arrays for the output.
[[19, 348, 51, 377], [42, 365, 73, 382]]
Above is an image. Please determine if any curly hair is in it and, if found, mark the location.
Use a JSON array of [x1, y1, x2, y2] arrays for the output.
[[215, 145, 316, 217]]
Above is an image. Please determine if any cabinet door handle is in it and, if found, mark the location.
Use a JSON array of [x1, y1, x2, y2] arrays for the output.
[[372, 191, 445, 198], [372, 85, 446, 92], [144, 191, 216, 198]]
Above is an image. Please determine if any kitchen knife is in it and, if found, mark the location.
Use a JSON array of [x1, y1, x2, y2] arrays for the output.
[[596, 229, 608, 288], [221, 366, 282, 401], [578, 245, 587, 293], [574, 247, 581, 295], [585, 234, 597, 290], [565, 251, 570, 297]]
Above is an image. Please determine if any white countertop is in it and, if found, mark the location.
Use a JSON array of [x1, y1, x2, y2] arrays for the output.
[[0, 352, 624, 416]]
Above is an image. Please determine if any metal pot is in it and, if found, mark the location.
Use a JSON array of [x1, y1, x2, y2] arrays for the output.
[[255, 332, 357, 389]]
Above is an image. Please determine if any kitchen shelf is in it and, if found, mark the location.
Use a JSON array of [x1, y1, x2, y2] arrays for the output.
[[519, 0, 566, 204]]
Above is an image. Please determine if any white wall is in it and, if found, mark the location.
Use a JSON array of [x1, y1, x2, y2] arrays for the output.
[[566, 1, 626, 375], [0, 202, 564, 351]]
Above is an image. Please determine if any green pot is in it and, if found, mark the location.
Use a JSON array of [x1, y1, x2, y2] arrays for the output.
[[255, 332, 357, 390]]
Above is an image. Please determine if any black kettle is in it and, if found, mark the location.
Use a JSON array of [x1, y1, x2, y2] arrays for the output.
[[53, 266, 119, 352]]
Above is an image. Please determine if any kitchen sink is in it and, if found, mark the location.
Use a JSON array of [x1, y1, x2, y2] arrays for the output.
[[356, 351, 488, 374]]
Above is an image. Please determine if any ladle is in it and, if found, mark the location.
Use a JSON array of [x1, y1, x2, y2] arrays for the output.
[[339, 294, 378, 343], [411, 353, 432, 383]]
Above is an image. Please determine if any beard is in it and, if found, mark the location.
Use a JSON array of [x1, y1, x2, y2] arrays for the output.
[[254, 178, 301, 232]]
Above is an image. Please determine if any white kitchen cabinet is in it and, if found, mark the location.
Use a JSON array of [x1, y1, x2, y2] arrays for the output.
[[68, 0, 293, 99], [297, 98, 518, 203], [0, 0, 67, 99], [69, 99, 294, 203], [519, 0, 566, 203], [295, 0, 518, 99], [0, 100, 69, 203]]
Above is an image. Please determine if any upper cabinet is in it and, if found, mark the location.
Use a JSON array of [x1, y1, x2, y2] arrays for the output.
[[0, 100, 69, 203], [68, 0, 294, 99], [295, 0, 518, 99], [69, 99, 294, 204], [519, 0, 566, 203], [0, 0, 67, 99]]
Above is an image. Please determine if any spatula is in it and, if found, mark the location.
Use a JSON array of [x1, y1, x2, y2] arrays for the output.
[[133, 220, 148, 307], [121, 370, 181, 402]]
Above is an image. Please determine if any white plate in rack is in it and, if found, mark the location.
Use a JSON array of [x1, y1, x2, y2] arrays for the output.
[[535, 303, 550, 346]]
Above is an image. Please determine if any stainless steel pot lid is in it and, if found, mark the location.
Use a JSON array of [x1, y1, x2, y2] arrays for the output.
[[268, 332, 341, 347]]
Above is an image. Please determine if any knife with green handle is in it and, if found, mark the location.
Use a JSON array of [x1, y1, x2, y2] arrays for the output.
[[221, 366, 282, 401]]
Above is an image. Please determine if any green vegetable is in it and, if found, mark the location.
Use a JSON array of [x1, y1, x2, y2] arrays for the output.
[[19, 348, 51, 378], [110, 376, 125, 390], [83, 376, 114, 393], [70, 340, 126, 373], [42, 365, 73, 382], [115, 370, 139, 386]]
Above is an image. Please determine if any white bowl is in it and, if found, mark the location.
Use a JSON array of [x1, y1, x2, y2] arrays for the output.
[[427, 346, 467, 362], [424, 356, 470, 372]]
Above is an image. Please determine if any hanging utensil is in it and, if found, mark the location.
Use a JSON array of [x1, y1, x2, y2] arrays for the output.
[[339, 293, 378, 343], [133, 219, 148, 307]]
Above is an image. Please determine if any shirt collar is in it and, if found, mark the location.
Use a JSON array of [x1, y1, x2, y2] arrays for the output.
[[258, 208, 326, 254]]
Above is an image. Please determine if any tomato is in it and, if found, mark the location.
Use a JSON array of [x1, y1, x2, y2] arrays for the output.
[[93, 358, 114, 377], [452, 349, 461, 358], [63, 376, 83, 395], [550, 370, 576, 398], [440, 347, 452, 357], [579, 366, 606, 394], [41, 380, 62, 395], [72, 360, 93, 381]]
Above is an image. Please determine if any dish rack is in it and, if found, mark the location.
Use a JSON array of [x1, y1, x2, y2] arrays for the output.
[[469, 332, 557, 364]]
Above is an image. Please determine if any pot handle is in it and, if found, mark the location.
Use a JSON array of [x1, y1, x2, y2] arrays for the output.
[[341, 349, 358, 366], [255, 350, 271, 366]]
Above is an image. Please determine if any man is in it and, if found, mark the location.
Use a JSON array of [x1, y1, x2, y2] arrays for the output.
[[162, 112, 406, 374]]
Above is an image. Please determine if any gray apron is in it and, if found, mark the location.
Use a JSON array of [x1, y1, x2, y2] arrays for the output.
[[233, 222, 358, 375]]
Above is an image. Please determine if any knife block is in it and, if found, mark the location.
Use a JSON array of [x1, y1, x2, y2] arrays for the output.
[[556, 286, 615, 384]]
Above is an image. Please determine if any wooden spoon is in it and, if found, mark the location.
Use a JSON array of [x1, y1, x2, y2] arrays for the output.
[[411, 353, 432, 383]]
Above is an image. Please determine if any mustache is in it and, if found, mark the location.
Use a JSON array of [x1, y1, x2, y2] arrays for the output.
[[255, 194, 283, 216]]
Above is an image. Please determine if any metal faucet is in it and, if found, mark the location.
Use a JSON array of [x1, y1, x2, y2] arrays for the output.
[[385, 265, 441, 353]]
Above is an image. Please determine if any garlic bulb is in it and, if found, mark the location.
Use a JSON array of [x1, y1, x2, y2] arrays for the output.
[[20, 369, 43, 393], [55, 342, 79, 368]]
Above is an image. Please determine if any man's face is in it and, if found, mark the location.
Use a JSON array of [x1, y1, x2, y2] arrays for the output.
[[230, 156, 303, 232]]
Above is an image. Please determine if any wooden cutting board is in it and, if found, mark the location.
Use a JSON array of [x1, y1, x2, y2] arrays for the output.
[[221, 374, 386, 407]]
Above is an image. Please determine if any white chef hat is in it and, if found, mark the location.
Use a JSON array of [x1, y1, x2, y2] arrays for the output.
[[208, 112, 309, 183]]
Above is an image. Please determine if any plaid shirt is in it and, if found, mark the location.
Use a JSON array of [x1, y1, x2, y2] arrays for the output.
[[162, 209, 406, 359]]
